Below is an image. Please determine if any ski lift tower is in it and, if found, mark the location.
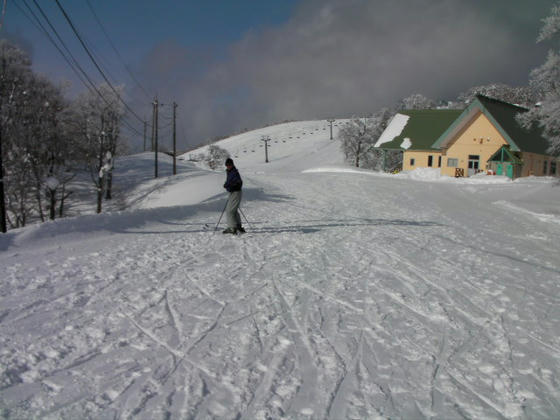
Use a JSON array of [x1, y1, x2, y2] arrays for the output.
[[261, 135, 271, 163], [327, 119, 335, 140]]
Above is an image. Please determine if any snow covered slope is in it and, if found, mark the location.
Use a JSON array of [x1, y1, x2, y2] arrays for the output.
[[1, 120, 560, 419], [183, 120, 348, 174]]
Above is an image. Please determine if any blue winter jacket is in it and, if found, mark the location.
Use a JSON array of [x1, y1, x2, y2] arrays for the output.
[[224, 167, 243, 192]]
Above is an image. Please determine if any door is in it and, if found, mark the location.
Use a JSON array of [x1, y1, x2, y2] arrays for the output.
[[496, 163, 503, 175], [468, 155, 480, 176], [506, 164, 513, 179]]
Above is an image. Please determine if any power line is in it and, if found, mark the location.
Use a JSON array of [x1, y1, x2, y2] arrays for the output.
[[19, 0, 145, 138], [83, 37, 124, 91], [53, 0, 146, 128], [13, 0, 151, 139], [14, 0, 92, 91], [85, 0, 151, 100]]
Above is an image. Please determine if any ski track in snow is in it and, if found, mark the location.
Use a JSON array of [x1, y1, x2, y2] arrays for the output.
[[1, 159, 560, 418]]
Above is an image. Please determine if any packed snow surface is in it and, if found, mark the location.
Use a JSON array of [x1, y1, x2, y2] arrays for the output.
[[1, 120, 560, 419]]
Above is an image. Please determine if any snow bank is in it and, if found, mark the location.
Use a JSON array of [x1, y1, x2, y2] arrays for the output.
[[303, 166, 516, 184], [302, 166, 387, 176], [396, 168, 515, 184]]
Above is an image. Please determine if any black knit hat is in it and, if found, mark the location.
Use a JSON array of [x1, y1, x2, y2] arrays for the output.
[[225, 158, 234, 166]]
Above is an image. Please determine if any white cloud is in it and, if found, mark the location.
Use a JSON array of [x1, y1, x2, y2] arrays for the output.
[[134, 0, 551, 150]]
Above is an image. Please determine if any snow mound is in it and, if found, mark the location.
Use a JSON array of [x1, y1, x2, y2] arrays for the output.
[[397, 168, 513, 184], [303, 166, 516, 185], [302, 166, 385, 176]]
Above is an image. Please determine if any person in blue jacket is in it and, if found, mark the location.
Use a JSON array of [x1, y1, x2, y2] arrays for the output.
[[222, 158, 245, 234]]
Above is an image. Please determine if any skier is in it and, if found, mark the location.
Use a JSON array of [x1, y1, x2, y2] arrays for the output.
[[222, 158, 245, 234]]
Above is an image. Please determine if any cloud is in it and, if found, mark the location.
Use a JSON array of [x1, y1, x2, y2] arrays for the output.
[[133, 0, 552, 151]]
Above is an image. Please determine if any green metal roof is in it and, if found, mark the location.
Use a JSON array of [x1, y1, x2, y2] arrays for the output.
[[476, 95, 550, 154], [432, 95, 551, 155], [488, 145, 523, 164], [378, 109, 463, 150]]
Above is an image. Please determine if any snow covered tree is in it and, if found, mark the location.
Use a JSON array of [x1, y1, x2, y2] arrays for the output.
[[458, 84, 539, 107], [340, 108, 392, 168], [1, 40, 31, 229], [339, 117, 371, 168], [74, 83, 125, 213], [205, 145, 229, 170], [22, 74, 76, 222], [0, 40, 73, 227], [364, 108, 401, 171], [397, 93, 435, 110], [38, 91, 76, 221], [518, 3, 560, 156]]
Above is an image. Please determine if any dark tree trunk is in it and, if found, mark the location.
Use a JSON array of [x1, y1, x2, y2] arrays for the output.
[[105, 172, 112, 200], [96, 182, 103, 214]]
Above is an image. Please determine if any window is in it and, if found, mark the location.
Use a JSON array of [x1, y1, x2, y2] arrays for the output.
[[428, 155, 433, 167], [410, 158, 415, 166], [438, 156, 442, 167], [544, 161, 548, 175], [447, 158, 458, 167], [551, 161, 557, 175]]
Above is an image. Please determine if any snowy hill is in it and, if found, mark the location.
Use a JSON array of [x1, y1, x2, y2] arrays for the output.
[[1, 120, 560, 419], [183, 119, 348, 174]]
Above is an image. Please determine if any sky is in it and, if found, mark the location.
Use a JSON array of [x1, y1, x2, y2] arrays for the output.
[[1, 0, 557, 152]]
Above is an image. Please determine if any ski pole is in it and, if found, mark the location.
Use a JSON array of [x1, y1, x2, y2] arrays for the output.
[[239, 207, 253, 230], [215, 196, 230, 231]]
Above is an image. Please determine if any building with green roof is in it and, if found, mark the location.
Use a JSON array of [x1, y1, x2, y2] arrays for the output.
[[375, 95, 558, 179]]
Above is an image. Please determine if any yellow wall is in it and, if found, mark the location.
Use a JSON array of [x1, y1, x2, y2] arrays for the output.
[[440, 111, 508, 177], [403, 150, 443, 171]]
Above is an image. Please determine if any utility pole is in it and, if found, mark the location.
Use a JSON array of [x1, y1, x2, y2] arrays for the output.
[[151, 104, 155, 152], [327, 118, 335, 140], [0, 124, 6, 233], [0, 0, 7, 31], [173, 102, 177, 175], [261, 135, 270, 163], [153, 97, 159, 178], [143, 119, 147, 152]]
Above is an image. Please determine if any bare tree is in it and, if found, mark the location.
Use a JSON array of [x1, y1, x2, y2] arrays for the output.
[[339, 108, 392, 168], [74, 83, 125, 213]]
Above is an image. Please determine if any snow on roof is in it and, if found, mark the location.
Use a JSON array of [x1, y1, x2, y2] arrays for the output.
[[400, 137, 412, 150], [374, 113, 409, 147]]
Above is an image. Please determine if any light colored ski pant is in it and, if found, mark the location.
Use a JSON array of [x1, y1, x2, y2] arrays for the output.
[[226, 190, 242, 229]]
